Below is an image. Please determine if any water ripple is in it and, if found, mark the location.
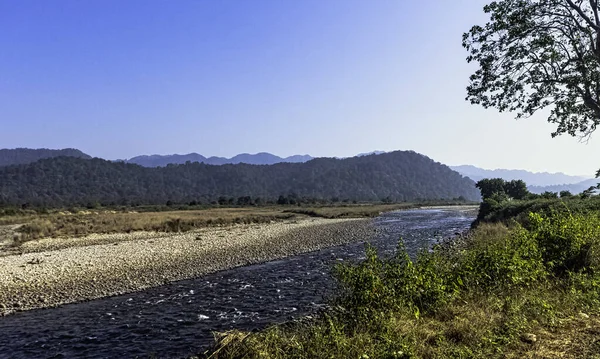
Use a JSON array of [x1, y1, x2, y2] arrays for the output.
[[0, 208, 474, 359]]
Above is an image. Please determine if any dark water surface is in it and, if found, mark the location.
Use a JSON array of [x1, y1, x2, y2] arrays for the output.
[[0, 208, 475, 359]]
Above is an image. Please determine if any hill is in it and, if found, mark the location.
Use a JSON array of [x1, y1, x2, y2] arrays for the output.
[[0, 148, 91, 167], [0, 151, 479, 207], [125, 152, 313, 167], [450, 165, 590, 186]]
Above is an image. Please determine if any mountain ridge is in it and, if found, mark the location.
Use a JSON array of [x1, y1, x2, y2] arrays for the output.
[[0, 151, 480, 207], [0, 148, 91, 167], [450, 164, 591, 187], [123, 152, 314, 167]]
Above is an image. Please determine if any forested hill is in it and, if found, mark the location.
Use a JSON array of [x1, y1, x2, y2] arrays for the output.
[[0, 148, 91, 167], [0, 151, 480, 207]]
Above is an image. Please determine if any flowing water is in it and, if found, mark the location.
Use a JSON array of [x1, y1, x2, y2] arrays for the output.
[[0, 208, 475, 359]]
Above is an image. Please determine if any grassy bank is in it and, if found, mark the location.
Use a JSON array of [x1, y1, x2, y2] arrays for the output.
[[0, 203, 446, 246], [282, 203, 423, 219], [0, 207, 295, 245], [475, 196, 600, 227], [200, 211, 600, 358]]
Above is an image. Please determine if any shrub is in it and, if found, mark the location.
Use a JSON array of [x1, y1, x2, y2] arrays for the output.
[[456, 224, 545, 292], [527, 212, 600, 275], [334, 243, 457, 322]]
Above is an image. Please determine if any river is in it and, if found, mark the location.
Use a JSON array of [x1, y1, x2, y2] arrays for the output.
[[0, 207, 475, 359]]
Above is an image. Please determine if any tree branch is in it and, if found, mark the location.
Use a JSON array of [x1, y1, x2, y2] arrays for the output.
[[566, 0, 600, 30]]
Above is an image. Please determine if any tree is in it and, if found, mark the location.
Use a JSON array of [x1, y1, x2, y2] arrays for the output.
[[476, 178, 507, 199], [560, 190, 574, 198], [541, 191, 559, 199], [581, 184, 600, 197], [504, 179, 529, 200], [464, 0, 600, 139]]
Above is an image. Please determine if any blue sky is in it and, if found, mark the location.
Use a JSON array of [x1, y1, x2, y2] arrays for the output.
[[1, 0, 598, 175]]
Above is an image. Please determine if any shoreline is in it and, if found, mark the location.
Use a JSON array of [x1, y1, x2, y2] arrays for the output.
[[0, 218, 374, 316]]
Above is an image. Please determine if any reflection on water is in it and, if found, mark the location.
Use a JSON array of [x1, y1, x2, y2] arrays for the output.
[[0, 208, 475, 359]]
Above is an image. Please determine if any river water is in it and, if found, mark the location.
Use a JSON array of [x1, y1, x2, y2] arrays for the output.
[[0, 208, 475, 359]]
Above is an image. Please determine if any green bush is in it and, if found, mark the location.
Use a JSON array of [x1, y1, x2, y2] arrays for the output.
[[456, 224, 545, 291], [334, 242, 459, 323], [527, 212, 600, 275], [475, 197, 600, 226]]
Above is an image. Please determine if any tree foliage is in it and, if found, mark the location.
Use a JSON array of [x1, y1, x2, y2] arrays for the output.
[[0, 151, 481, 208], [476, 178, 530, 200], [464, 0, 600, 138]]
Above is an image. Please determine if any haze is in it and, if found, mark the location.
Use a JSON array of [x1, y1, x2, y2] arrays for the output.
[[1, 0, 598, 176]]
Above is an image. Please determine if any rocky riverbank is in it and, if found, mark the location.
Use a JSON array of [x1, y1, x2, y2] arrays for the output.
[[0, 218, 374, 315]]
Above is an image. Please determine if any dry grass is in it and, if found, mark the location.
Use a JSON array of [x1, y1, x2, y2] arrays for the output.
[[0, 204, 426, 244], [2, 207, 297, 244], [512, 314, 600, 359], [283, 203, 421, 218]]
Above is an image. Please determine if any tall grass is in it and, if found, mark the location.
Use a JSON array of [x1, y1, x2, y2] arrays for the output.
[[201, 212, 600, 358], [6, 208, 296, 243]]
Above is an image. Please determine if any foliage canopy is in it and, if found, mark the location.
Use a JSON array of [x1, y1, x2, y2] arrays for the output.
[[0, 152, 481, 207], [464, 0, 600, 138]]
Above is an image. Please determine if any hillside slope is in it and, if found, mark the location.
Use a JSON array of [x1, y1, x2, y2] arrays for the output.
[[0, 151, 479, 207]]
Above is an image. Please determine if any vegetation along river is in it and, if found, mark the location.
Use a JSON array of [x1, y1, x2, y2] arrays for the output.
[[0, 208, 475, 358]]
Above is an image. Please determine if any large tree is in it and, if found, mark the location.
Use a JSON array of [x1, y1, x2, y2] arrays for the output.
[[463, 0, 600, 139]]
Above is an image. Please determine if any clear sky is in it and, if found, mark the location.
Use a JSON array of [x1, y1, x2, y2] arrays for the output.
[[1, 0, 598, 176]]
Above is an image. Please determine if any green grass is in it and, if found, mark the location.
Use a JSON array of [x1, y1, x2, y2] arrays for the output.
[[474, 196, 600, 227], [199, 211, 600, 359]]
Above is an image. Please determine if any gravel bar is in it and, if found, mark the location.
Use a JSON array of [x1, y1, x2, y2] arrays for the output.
[[0, 218, 374, 315]]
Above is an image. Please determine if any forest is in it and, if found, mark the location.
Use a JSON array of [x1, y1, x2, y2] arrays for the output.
[[0, 150, 480, 208]]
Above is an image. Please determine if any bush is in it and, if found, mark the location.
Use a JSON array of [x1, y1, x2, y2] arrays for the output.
[[334, 243, 458, 322], [527, 212, 600, 275], [456, 224, 545, 291]]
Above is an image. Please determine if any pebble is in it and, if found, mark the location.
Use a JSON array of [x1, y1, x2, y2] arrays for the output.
[[0, 218, 374, 315], [522, 333, 537, 344]]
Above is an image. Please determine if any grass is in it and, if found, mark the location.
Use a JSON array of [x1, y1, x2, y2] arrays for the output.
[[475, 196, 600, 227], [282, 203, 424, 219], [0, 203, 466, 245], [198, 211, 600, 359], [1, 207, 296, 244]]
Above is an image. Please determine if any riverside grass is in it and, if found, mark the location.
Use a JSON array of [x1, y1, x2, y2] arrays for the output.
[[201, 212, 600, 359], [0, 203, 426, 245]]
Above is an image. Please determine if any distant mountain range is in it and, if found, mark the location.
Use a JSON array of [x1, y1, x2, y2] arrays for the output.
[[1, 148, 593, 196], [450, 165, 596, 194], [0, 148, 91, 167], [528, 179, 600, 195], [0, 151, 481, 207], [122, 152, 313, 167], [450, 165, 590, 186]]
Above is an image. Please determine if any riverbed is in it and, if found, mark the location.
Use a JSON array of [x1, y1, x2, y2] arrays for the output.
[[0, 208, 475, 359]]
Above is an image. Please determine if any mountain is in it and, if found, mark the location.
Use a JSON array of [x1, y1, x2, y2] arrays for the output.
[[450, 165, 590, 187], [529, 178, 600, 194], [229, 152, 288, 165], [357, 151, 387, 157], [125, 153, 208, 167], [125, 152, 314, 167], [0, 148, 91, 167], [0, 151, 480, 207]]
